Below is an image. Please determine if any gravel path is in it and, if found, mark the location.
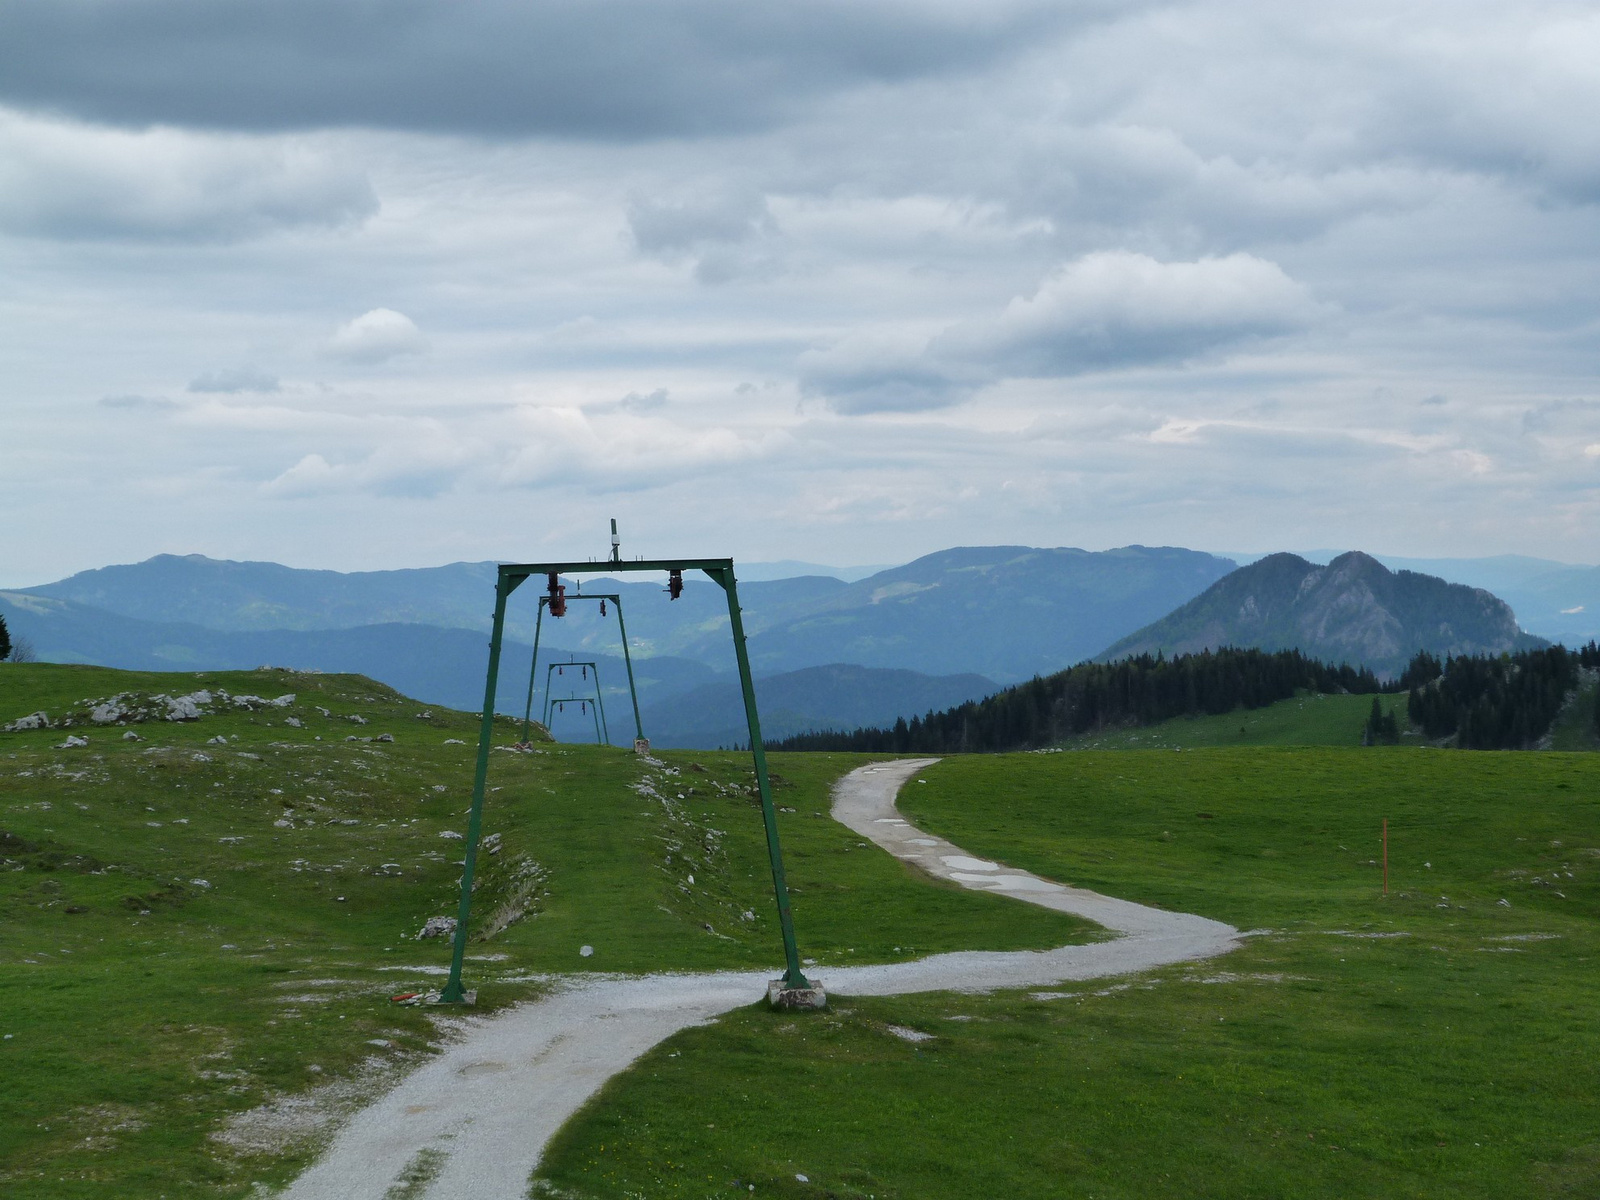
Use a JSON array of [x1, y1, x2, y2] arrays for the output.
[[282, 758, 1239, 1199]]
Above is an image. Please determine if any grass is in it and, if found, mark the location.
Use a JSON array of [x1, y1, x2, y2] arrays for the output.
[[0, 663, 1090, 1197], [534, 747, 1600, 1199], [1058, 689, 1413, 749]]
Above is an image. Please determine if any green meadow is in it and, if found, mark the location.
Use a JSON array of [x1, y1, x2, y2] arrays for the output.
[[0, 664, 1085, 1198], [5, 664, 1599, 1198], [534, 748, 1600, 1199]]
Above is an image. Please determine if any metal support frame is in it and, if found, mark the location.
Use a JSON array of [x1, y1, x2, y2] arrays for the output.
[[439, 553, 811, 1004], [547, 693, 603, 742], [539, 659, 608, 744], [518, 593, 643, 745]]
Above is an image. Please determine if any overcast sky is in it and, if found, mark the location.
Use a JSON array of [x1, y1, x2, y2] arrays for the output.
[[3, 0, 1598, 584]]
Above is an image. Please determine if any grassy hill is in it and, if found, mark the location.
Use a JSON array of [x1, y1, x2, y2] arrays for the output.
[[1057, 689, 1413, 749], [11, 663, 1600, 1197], [0, 663, 1089, 1197], [535, 746, 1600, 1200]]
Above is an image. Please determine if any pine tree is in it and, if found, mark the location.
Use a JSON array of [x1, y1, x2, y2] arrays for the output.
[[0, 613, 10, 662]]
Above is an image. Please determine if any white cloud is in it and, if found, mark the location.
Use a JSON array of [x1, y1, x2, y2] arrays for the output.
[[0, 108, 376, 241], [322, 309, 427, 364], [6, 1, 1600, 578]]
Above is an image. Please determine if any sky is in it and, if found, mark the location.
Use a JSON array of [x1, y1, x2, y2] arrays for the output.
[[2, 0, 1599, 585]]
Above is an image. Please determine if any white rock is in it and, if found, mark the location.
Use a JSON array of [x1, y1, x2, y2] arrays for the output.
[[348, 714, 369, 725], [122, 730, 141, 741], [283, 717, 303, 728], [439, 830, 464, 839], [269, 694, 296, 707], [418, 916, 457, 939], [56, 735, 89, 748], [192, 752, 211, 763], [579, 945, 594, 957], [4, 711, 50, 732], [165, 696, 202, 721], [90, 701, 126, 724]]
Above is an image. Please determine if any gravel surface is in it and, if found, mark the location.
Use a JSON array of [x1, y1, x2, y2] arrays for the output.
[[282, 758, 1240, 1199]]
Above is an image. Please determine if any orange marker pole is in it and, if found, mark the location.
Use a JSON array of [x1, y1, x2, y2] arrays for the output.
[[1382, 819, 1389, 897]]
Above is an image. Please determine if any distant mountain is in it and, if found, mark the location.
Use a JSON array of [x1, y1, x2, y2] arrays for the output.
[[23, 545, 1238, 683], [733, 560, 896, 583], [1213, 551, 1600, 644], [637, 663, 998, 749], [695, 545, 1237, 682], [21, 553, 855, 656], [1098, 551, 1545, 677], [27, 554, 504, 634], [0, 591, 995, 750], [0, 590, 717, 716]]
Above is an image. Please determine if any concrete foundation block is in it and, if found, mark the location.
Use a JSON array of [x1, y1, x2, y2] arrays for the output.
[[768, 979, 827, 1010]]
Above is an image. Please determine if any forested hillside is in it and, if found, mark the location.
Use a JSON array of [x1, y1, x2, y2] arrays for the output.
[[774, 643, 1600, 754], [1405, 642, 1600, 749], [771, 648, 1387, 753]]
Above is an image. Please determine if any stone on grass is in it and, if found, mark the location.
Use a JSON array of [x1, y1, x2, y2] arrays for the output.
[[56, 735, 90, 748], [417, 916, 457, 939], [165, 696, 202, 721], [4, 711, 50, 732]]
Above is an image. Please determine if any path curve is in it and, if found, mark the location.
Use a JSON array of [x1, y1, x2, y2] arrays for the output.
[[283, 758, 1238, 1199]]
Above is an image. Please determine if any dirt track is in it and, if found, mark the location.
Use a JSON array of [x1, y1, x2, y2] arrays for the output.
[[282, 758, 1239, 1199]]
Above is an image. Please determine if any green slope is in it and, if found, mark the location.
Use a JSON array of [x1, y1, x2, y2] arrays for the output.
[[537, 747, 1600, 1200], [0, 663, 1091, 1197], [1058, 689, 1413, 749]]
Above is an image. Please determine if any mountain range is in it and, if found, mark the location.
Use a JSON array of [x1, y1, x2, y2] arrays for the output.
[[3, 543, 1584, 745]]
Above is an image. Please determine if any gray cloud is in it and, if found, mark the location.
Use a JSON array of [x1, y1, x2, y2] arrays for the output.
[[6, 2, 1600, 581], [188, 366, 280, 394], [628, 189, 781, 282], [0, 110, 376, 241], [801, 252, 1324, 413], [0, 0, 1101, 140], [797, 331, 976, 415]]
